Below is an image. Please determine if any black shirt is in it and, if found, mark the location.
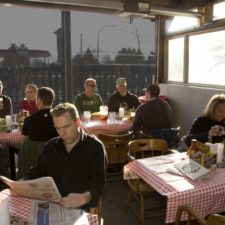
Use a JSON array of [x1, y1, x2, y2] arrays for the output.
[[26, 130, 107, 210], [132, 98, 172, 132], [108, 91, 140, 112], [22, 108, 58, 141], [0, 95, 12, 118], [185, 116, 225, 146]]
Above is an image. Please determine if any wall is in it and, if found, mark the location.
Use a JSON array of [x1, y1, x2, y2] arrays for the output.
[[159, 83, 225, 137]]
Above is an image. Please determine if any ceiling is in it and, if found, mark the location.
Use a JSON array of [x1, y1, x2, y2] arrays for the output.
[[0, 0, 218, 18]]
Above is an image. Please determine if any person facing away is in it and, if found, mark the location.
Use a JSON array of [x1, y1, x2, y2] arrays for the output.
[[0, 80, 13, 118], [108, 77, 140, 112], [19, 83, 38, 115], [73, 78, 103, 116], [26, 102, 107, 210], [184, 94, 225, 147], [132, 84, 172, 133], [22, 86, 58, 141]]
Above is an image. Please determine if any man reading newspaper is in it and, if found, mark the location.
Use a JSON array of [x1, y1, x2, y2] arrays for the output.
[[24, 102, 107, 211]]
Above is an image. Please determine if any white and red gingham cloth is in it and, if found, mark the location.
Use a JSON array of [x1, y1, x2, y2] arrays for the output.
[[0, 189, 99, 225], [0, 119, 132, 148], [80, 119, 132, 136], [125, 153, 225, 223], [0, 131, 24, 148]]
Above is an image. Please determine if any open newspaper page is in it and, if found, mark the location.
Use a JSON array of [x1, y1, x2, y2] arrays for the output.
[[0, 176, 61, 203], [30, 200, 88, 225]]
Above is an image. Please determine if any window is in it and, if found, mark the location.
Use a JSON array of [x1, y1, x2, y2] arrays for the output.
[[168, 38, 184, 82], [213, 1, 225, 20], [189, 30, 225, 85], [165, 15, 199, 34]]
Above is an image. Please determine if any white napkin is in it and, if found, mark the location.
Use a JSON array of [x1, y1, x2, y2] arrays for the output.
[[0, 198, 10, 225], [216, 143, 224, 164]]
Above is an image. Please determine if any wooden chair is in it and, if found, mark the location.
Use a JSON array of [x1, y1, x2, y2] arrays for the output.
[[89, 196, 103, 225], [98, 131, 134, 174], [175, 205, 225, 225], [125, 138, 168, 225]]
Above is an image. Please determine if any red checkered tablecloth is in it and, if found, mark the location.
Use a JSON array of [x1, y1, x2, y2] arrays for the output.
[[0, 189, 99, 225], [0, 131, 24, 148], [125, 153, 225, 223], [80, 119, 132, 136]]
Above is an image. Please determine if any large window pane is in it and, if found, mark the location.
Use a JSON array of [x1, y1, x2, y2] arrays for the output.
[[71, 12, 156, 103], [189, 30, 225, 85], [0, 6, 61, 112], [213, 1, 225, 20], [168, 38, 184, 82], [165, 15, 199, 34]]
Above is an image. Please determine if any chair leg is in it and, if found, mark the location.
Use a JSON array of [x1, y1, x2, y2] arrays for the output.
[[140, 194, 144, 225], [124, 189, 133, 213]]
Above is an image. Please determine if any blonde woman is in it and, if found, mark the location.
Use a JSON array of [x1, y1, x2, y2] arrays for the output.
[[19, 83, 38, 114], [185, 94, 225, 146]]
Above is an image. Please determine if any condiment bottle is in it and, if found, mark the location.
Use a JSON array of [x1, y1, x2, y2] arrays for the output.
[[188, 139, 197, 157]]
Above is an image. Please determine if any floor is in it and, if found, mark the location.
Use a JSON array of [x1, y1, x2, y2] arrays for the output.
[[102, 174, 167, 225]]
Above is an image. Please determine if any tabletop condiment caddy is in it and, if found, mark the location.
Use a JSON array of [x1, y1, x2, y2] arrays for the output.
[[187, 139, 219, 168]]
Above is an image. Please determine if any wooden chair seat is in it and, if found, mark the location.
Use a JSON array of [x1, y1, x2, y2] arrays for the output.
[[127, 178, 154, 193]]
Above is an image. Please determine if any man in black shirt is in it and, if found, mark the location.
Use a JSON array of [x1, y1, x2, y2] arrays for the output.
[[26, 102, 107, 210], [132, 84, 172, 133], [18, 87, 58, 179], [0, 80, 12, 118], [22, 87, 58, 141], [108, 77, 140, 112]]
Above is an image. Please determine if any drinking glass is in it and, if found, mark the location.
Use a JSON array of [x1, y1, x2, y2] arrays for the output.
[[0, 97, 3, 110], [83, 111, 91, 122], [109, 112, 116, 124], [11, 114, 19, 130]]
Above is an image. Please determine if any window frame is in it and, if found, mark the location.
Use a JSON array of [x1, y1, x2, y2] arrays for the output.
[[165, 21, 225, 88]]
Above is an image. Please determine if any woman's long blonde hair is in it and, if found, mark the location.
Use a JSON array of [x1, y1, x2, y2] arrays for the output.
[[203, 94, 225, 120]]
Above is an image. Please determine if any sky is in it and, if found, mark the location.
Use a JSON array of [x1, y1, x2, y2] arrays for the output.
[[0, 5, 155, 62]]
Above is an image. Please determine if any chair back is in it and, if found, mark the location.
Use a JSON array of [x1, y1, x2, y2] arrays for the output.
[[150, 127, 180, 148], [17, 137, 46, 179], [89, 196, 103, 225], [128, 138, 168, 161], [175, 205, 207, 225], [98, 131, 134, 166]]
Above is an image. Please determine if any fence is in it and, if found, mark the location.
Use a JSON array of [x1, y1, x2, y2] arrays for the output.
[[0, 63, 155, 113]]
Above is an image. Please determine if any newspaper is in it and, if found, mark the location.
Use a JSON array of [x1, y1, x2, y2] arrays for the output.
[[0, 176, 61, 203], [30, 200, 89, 225], [174, 158, 209, 180]]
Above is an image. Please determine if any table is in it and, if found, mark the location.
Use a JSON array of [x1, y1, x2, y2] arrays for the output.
[[124, 153, 225, 223], [0, 131, 24, 180], [80, 118, 133, 136], [0, 189, 99, 225], [0, 130, 24, 149]]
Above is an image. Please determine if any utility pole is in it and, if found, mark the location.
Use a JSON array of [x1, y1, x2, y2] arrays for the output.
[[80, 33, 83, 57], [97, 24, 116, 62]]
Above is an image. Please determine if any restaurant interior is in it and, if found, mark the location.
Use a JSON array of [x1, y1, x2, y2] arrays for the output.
[[1, 0, 225, 225]]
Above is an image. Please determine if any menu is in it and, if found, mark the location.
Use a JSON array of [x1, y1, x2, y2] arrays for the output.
[[174, 158, 209, 180]]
